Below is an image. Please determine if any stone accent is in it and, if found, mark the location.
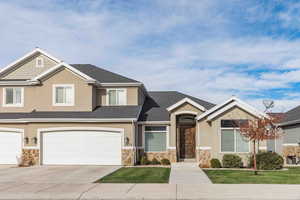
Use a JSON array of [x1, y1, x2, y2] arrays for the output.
[[197, 149, 211, 168], [20, 149, 39, 166], [122, 149, 134, 166], [168, 149, 177, 163], [283, 146, 300, 157], [139, 149, 177, 163]]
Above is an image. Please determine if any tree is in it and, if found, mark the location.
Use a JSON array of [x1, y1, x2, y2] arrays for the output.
[[236, 115, 283, 174]]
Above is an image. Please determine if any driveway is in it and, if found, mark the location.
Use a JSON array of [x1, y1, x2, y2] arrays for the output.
[[0, 165, 120, 184]]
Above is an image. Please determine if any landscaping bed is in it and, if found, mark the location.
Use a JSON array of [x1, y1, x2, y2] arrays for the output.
[[204, 167, 300, 184], [97, 167, 171, 183]]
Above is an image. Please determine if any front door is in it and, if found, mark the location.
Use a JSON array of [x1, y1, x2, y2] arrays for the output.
[[179, 127, 196, 159]]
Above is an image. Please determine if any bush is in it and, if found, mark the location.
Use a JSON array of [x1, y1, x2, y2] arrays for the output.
[[249, 152, 284, 170], [210, 158, 222, 168], [151, 158, 161, 165], [161, 158, 171, 165], [140, 155, 150, 165], [222, 154, 243, 168]]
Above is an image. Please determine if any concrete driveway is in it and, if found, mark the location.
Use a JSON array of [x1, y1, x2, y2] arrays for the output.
[[0, 165, 120, 184]]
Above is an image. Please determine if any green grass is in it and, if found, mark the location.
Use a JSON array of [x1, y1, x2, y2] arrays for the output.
[[98, 167, 171, 183], [204, 167, 300, 184]]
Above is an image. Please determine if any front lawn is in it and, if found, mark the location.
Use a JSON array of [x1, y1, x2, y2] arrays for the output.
[[204, 167, 300, 184], [98, 167, 171, 183]]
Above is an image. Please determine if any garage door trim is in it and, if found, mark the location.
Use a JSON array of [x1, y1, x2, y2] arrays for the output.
[[38, 127, 125, 165]]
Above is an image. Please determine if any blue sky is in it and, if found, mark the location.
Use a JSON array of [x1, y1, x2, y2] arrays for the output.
[[1, 0, 300, 111]]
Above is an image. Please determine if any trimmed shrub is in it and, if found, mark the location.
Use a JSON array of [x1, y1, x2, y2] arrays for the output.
[[140, 155, 150, 165], [222, 154, 243, 168], [161, 158, 171, 165], [151, 158, 161, 165], [249, 152, 284, 170], [210, 158, 222, 168]]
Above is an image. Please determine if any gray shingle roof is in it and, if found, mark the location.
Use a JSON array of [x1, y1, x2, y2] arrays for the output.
[[138, 91, 215, 121], [282, 106, 300, 125], [71, 64, 140, 83], [0, 106, 141, 120]]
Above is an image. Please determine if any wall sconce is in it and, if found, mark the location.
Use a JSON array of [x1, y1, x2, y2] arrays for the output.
[[125, 137, 130, 146], [32, 137, 38, 145], [24, 137, 29, 144]]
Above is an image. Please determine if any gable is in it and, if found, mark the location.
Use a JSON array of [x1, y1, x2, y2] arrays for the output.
[[210, 106, 257, 122], [171, 102, 204, 115], [1, 53, 59, 80]]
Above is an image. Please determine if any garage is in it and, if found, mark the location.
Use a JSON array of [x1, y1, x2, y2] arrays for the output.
[[41, 129, 122, 165], [0, 130, 22, 164]]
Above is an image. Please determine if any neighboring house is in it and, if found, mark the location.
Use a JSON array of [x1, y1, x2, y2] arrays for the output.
[[279, 107, 300, 165], [0, 48, 268, 166]]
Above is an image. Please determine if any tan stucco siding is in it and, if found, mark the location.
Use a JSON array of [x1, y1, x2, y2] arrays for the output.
[[0, 122, 134, 147], [198, 106, 265, 164], [97, 87, 139, 106], [169, 103, 204, 147], [1, 54, 58, 80], [0, 68, 93, 112]]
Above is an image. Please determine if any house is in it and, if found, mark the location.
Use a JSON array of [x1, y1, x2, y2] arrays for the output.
[[0, 48, 268, 166], [279, 106, 300, 165]]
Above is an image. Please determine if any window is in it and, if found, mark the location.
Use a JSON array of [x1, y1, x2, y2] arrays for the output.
[[3, 87, 23, 107], [107, 89, 126, 105], [144, 126, 167, 152], [267, 139, 276, 152], [220, 120, 249, 153], [36, 58, 44, 68], [53, 84, 74, 106]]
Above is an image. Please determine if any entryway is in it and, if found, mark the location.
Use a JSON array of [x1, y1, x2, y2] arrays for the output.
[[176, 114, 196, 161]]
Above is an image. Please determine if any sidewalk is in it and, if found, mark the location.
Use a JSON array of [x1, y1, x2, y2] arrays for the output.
[[169, 162, 212, 184], [0, 183, 300, 199]]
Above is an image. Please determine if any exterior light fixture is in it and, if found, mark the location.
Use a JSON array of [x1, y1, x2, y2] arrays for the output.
[[125, 137, 130, 146], [32, 137, 38, 145], [24, 137, 29, 144]]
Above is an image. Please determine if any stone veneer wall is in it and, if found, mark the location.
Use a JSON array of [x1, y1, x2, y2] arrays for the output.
[[122, 149, 135, 166], [138, 149, 177, 163], [197, 149, 211, 168], [21, 149, 39, 166], [283, 146, 300, 160]]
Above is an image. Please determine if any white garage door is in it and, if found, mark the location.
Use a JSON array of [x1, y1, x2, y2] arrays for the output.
[[0, 131, 22, 164], [42, 130, 122, 165]]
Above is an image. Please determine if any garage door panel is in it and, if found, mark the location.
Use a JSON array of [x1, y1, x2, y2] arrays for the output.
[[0, 131, 22, 164], [42, 130, 122, 165]]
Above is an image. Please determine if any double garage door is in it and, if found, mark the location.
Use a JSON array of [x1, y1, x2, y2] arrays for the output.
[[0, 129, 122, 165]]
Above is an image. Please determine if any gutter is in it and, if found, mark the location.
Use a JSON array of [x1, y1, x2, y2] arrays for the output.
[[0, 118, 137, 123]]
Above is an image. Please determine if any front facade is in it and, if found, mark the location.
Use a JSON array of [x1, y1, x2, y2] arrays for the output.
[[0, 48, 268, 167]]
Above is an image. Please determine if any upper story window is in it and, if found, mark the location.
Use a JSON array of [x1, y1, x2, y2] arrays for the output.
[[107, 89, 126, 105], [53, 84, 74, 106], [36, 58, 44, 68], [220, 120, 249, 153], [3, 87, 24, 107]]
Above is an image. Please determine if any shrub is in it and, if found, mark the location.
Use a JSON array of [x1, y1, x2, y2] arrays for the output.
[[140, 155, 150, 165], [210, 158, 222, 168], [222, 154, 243, 168], [151, 158, 161, 165], [161, 158, 171, 165], [249, 152, 284, 170]]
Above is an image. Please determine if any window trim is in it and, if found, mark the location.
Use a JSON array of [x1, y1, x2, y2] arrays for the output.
[[52, 84, 75, 106], [220, 127, 250, 153], [2, 87, 24, 107], [36, 57, 44, 68], [142, 125, 169, 153], [106, 88, 127, 106]]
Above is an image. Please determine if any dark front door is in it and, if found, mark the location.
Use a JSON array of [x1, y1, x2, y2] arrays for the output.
[[179, 127, 196, 159]]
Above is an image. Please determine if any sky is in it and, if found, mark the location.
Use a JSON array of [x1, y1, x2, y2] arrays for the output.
[[1, 0, 300, 112]]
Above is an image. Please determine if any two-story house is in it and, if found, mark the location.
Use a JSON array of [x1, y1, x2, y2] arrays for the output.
[[0, 48, 268, 166]]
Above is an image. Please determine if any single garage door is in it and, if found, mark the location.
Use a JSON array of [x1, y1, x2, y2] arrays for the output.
[[0, 131, 22, 164], [42, 130, 122, 165]]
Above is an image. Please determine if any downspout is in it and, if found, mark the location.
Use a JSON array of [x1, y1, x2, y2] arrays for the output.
[[132, 119, 136, 165]]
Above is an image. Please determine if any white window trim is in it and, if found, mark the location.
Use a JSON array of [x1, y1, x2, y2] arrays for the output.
[[36, 57, 44, 68], [52, 84, 75, 106], [2, 87, 24, 107], [142, 125, 168, 153], [220, 127, 250, 154], [106, 88, 127, 106]]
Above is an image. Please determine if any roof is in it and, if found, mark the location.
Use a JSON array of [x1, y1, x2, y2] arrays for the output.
[[281, 106, 300, 126], [71, 64, 140, 84], [0, 106, 141, 122], [138, 91, 215, 121]]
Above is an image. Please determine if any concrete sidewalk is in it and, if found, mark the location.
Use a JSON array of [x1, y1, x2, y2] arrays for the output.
[[0, 183, 299, 199], [169, 162, 212, 184]]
